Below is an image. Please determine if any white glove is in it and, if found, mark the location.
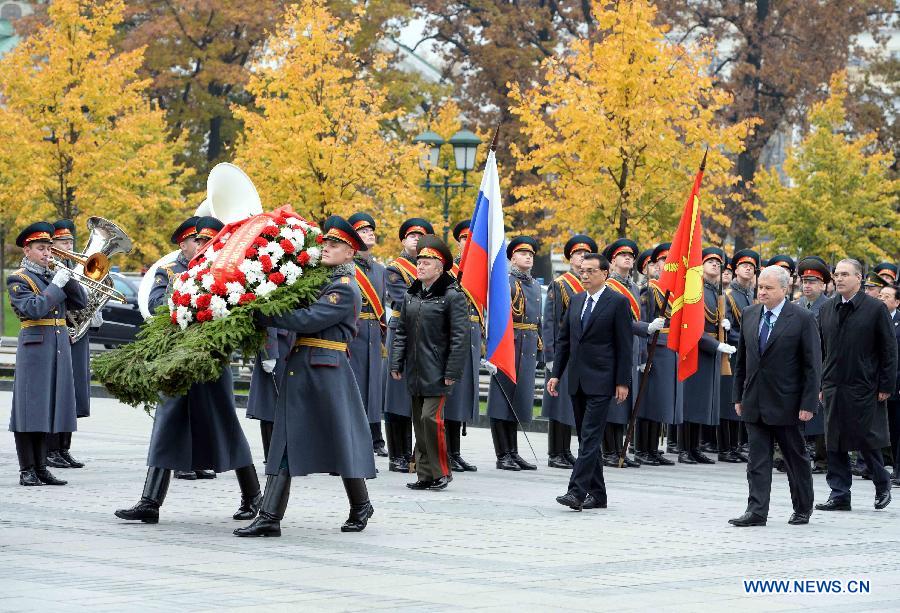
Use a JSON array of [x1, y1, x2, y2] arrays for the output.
[[545, 361, 554, 373], [51, 268, 72, 288], [261, 359, 277, 373], [637, 363, 647, 373], [721, 319, 731, 332], [90, 311, 104, 328], [648, 317, 666, 334], [481, 358, 498, 376], [717, 342, 737, 355]]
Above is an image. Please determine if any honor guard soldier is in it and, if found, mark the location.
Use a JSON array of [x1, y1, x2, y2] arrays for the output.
[[444, 220, 480, 472], [116, 216, 262, 524], [541, 234, 597, 469], [8, 222, 89, 486], [44, 219, 99, 469], [768, 255, 796, 300], [874, 262, 898, 286], [384, 218, 434, 472], [635, 242, 678, 465], [864, 271, 889, 298], [600, 238, 651, 467], [636, 248, 654, 279], [235, 216, 377, 536], [488, 236, 542, 471], [247, 325, 294, 464], [679, 247, 737, 464], [722, 257, 734, 287], [391, 235, 469, 490], [347, 212, 389, 457], [719, 249, 759, 463]]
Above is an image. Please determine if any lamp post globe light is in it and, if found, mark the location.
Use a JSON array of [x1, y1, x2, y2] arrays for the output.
[[413, 128, 482, 242]]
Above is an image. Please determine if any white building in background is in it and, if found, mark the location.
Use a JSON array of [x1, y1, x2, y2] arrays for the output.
[[0, 1, 33, 58]]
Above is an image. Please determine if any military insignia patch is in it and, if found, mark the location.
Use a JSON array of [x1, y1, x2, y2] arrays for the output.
[[340, 276, 349, 284], [328, 293, 340, 304], [388, 273, 400, 283]]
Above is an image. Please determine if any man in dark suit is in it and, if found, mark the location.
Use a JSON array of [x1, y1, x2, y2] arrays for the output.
[[547, 253, 633, 511], [729, 265, 821, 527], [877, 285, 900, 487]]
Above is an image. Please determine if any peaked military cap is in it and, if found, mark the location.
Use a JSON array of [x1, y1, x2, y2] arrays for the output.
[[797, 256, 831, 284], [323, 215, 368, 251], [602, 238, 639, 263], [348, 212, 376, 233], [768, 254, 796, 275], [16, 221, 55, 247], [506, 235, 538, 260], [416, 235, 453, 271], [453, 220, 471, 242], [731, 249, 761, 271], [171, 216, 200, 245], [398, 218, 434, 240], [564, 234, 597, 260]]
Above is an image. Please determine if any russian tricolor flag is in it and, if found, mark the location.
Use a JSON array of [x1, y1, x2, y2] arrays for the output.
[[459, 150, 516, 383]]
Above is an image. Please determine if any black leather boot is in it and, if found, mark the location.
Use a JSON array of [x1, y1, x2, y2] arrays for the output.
[[233, 465, 262, 520], [260, 420, 274, 464], [371, 422, 388, 457], [508, 422, 536, 470], [45, 450, 71, 469], [35, 466, 67, 485], [341, 478, 374, 532], [58, 433, 84, 468], [174, 470, 197, 480], [115, 467, 171, 523], [19, 468, 42, 486], [402, 418, 414, 472], [195, 470, 217, 479], [234, 468, 291, 537]]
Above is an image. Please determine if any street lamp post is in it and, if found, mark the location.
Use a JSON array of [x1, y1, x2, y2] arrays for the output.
[[413, 128, 482, 242]]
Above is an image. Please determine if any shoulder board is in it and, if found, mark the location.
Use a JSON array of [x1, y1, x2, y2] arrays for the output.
[[9, 269, 40, 294], [341, 276, 350, 284]]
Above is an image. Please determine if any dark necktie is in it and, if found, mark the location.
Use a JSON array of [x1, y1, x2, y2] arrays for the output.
[[582, 296, 595, 328], [759, 310, 772, 353]]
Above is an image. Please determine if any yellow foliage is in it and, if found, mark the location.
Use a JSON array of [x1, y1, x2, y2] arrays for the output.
[[508, 0, 758, 254], [233, 0, 426, 259], [0, 0, 193, 268], [754, 71, 900, 262]]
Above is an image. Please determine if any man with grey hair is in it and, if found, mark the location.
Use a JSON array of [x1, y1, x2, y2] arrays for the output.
[[730, 265, 821, 526], [816, 259, 896, 512]]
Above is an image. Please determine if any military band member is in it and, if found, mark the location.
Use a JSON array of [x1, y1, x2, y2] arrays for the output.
[[719, 249, 759, 463], [600, 238, 650, 467], [679, 247, 737, 464], [347, 212, 389, 457], [384, 218, 434, 472], [235, 216, 377, 536], [391, 236, 469, 490], [542, 235, 597, 469], [488, 236, 542, 471], [444, 220, 480, 472], [635, 242, 678, 466], [44, 219, 100, 469], [873, 262, 898, 286], [116, 216, 261, 524], [8, 222, 89, 486], [247, 326, 293, 464]]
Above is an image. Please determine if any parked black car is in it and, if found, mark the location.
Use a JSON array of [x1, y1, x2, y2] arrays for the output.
[[92, 272, 143, 347]]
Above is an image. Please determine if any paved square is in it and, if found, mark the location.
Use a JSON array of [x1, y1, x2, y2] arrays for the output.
[[1, 392, 898, 612]]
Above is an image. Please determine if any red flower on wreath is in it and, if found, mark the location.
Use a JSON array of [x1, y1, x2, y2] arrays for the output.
[[261, 225, 279, 238], [254, 237, 269, 247], [171, 312, 178, 324], [177, 293, 192, 307], [180, 272, 190, 282], [297, 251, 310, 266], [279, 239, 295, 254], [268, 271, 285, 285], [210, 281, 228, 296], [315, 234, 324, 244], [245, 247, 257, 259], [196, 310, 213, 322], [171, 290, 181, 304], [195, 294, 212, 309], [259, 254, 273, 273], [239, 293, 257, 305]]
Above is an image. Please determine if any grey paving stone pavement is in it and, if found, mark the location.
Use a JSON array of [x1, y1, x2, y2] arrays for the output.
[[1, 392, 898, 612]]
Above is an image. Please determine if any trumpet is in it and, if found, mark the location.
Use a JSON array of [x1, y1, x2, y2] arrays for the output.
[[49, 251, 127, 304]]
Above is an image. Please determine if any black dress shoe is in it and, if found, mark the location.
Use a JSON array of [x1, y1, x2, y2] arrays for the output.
[[774, 458, 787, 473], [700, 442, 718, 454], [511, 453, 537, 470], [733, 450, 749, 463], [653, 451, 675, 466], [115, 499, 160, 523], [691, 450, 715, 464], [195, 470, 216, 479], [564, 450, 577, 465], [45, 451, 71, 469], [666, 443, 677, 454], [233, 513, 281, 537], [452, 454, 478, 472], [582, 494, 607, 509], [555, 492, 583, 511], [815, 498, 851, 511], [449, 455, 466, 473], [788, 511, 810, 525], [174, 470, 197, 480], [602, 453, 619, 467], [233, 492, 263, 520], [35, 468, 67, 485], [621, 455, 641, 468], [428, 475, 452, 490], [728, 511, 767, 527], [875, 490, 891, 510], [388, 457, 409, 473], [891, 476, 900, 487], [548, 454, 573, 469], [636, 451, 659, 466], [496, 454, 521, 471], [718, 451, 742, 463], [373, 443, 388, 458], [19, 469, 43, 486], [812, 465, 826, 474], [59, 450, 84, 468], [341, 502, 374, 532], [406, 479, 434, 490], [677, 451, 697, 464]]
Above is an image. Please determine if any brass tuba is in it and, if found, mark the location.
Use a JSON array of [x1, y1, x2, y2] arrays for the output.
[[52, 217, 133, 342]]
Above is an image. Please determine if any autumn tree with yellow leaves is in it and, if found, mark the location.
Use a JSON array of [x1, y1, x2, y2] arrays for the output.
[[508, 0, 758, 251], [233, 0, 426, 256], [754, 72, 899, 263], [0, 0, 191, 268]]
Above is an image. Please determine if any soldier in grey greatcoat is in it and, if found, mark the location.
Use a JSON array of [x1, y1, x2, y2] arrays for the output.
[[235, 216, 377, 537], [487, 236, 542, 471], [444, 220, 480, 473], [541, 235, 596, 469], [679, 248, 737, 465], [115, 216, 261, 525], [8, 221, 89, 486], [348, 212, 388, 457], [634, 243, 678, 466], [383, 218, 434, 472], [247, 326, 294, 464]]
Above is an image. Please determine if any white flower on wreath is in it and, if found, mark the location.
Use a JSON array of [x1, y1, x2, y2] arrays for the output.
[[280, 261, 301, 284], [285, 217, 301, 228], [225, 281, 245, 295], [181, 280, 199, 296], [210, 295, 230, 319], [255, 280, 278, 298], [205, 249, 219, 264], [201, 273, 215, 291], [227, 292, 243, 306], [175, 305, 193, 330], [239, 259, 263, 276], [265, 242, 285, 262], [245, 271, 265, 287], [306, 246, 321, 266]]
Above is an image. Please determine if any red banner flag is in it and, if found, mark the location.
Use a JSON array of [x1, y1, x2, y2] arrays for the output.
[[657, 152, 707, 380]]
